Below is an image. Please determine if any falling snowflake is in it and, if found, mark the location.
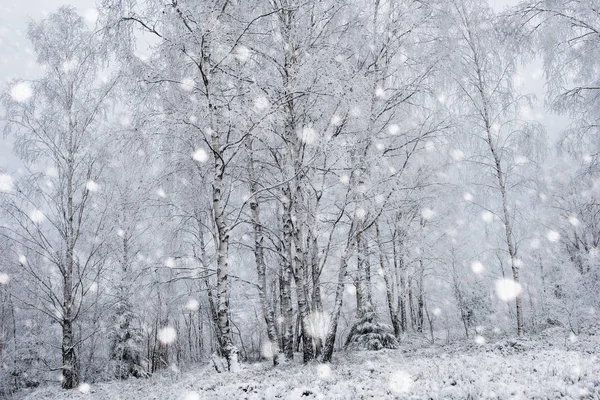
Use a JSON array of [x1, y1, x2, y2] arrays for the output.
[[18, 255, 27, 265], [164, 257, 176, 268], [180, 77, 195, 92], [463, 192, 473, 202], [29, 209, 46, 224], [298, 127, 317, 144], [375, 87, 386, 98], [186, 298, 200, 311], [156, 188, 167, 198], [0, 273, 9, 285], [10, 81, 33, 102], [234, 45, 252, 62], [330, 115, 342, 126], [475, 335, 486, 345], [192, 148, 209, 163], [254, 96, 269, 111], [86, 180, 99, 192], [421, 208, 435, 220], [77, 382, 91, 394], [157, 326, 177, 344], [305, 312, 329, 340], [355, 208, 366, 219], [117, 229, 125, 238], [495, 279, 522, 302], [546, 230, 560, 243], [471, 261, 484, 274], [481, 210, 494, 223], [450, 149, 465, 161], [515, 156, 529, 165], [568, 216, 580, 227], [388, 124, 400, 135], [0, 174, 13, 192], [261, 341, 275, 359]]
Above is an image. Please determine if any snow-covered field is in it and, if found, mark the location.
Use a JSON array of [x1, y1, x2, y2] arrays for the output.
[[15, 331, 600, 400]]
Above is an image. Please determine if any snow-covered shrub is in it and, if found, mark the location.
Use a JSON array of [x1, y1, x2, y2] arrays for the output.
[[344, 311, 399, 351], [493, 338, 531, 356]]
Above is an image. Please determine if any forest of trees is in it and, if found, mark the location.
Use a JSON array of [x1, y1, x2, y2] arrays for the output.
[[0, 0, 599, 394]]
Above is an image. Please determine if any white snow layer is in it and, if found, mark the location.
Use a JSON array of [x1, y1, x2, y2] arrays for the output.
[[16, 330, 600, 399]]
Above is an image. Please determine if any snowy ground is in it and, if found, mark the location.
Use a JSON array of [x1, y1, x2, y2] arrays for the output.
[[15, 331, 600, 399]]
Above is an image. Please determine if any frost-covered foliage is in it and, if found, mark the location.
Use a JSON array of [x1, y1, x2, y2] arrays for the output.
[[510, 0, 600, 161], [1, 0, 600, 395]]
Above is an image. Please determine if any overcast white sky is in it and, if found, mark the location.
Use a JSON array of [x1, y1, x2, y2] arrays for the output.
[[0, 0, 566, 172]]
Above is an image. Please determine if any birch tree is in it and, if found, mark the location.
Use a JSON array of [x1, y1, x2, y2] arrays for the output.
[[511, 0, 600, 167], [1, 7, 118, 389], [443, 0, 545, 336], [104, 0, 282, 371], [510, 1, 600, 329], [246, 138, 281, 365]]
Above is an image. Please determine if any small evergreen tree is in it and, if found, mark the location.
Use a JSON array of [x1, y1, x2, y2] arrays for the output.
[[344, 309, 399, 351], [108, 297, 148, 379]]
